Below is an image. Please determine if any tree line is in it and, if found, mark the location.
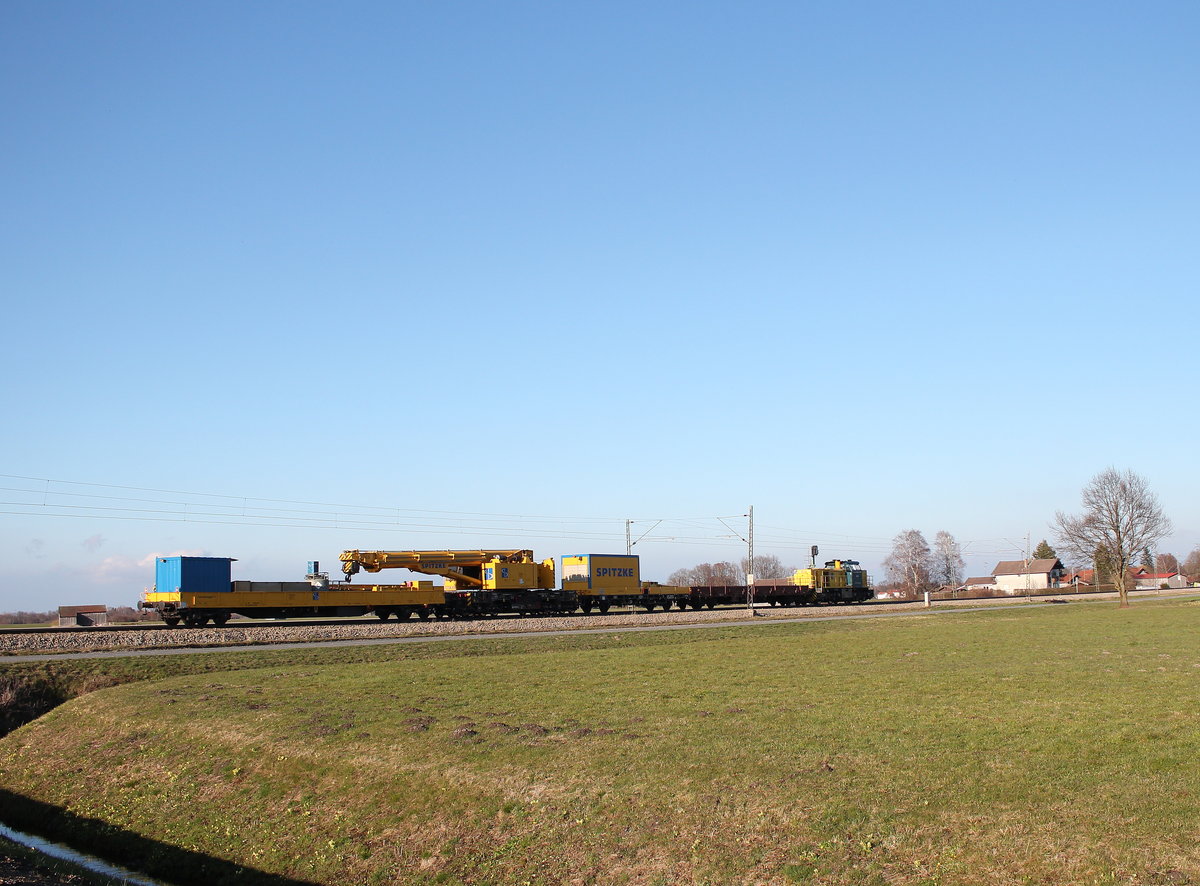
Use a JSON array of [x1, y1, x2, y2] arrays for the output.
[[881, 468, 1192, 607], [667, 555, 792, 587], [660, 470, 1192, 607], [0, 606, 156, 625], [878, 529, 968, 597]]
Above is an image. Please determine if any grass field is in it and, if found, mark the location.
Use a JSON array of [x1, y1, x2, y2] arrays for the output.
[[2, 599, 1199, 886]]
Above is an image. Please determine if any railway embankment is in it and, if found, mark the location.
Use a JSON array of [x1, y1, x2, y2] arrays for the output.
[[4, 589, 1191, 659], [1, 598, 1009, 656]]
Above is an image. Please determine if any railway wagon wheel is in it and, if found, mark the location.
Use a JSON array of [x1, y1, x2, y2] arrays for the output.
[[162, 616, 180, 628], [598, 602, 611, 614], [375, 608, 392, 621], [418, 608, 431, 621], [211, 613, 229, 626]]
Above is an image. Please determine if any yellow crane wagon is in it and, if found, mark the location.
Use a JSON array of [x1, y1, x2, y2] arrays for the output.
[[342, 549, 691, 614], [339, 549, 576, 616]]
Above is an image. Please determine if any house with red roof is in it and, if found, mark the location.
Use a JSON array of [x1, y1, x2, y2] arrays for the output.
[[1134, 572, 1188, 590]]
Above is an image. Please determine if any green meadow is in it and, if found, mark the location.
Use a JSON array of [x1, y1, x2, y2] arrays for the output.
[[2, 600, 1199, 886]]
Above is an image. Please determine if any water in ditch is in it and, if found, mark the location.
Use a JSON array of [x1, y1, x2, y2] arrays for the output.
[[0, 821, 170, 885]]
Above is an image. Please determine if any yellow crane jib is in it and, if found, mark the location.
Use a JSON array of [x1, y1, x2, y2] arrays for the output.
[[339, 549, 555, 591]]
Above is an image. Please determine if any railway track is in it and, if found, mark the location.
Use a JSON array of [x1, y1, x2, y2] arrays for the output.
[[6, 589, 1188, 659], [0, 600, 921, 658], [0, 617, 414, 636], [1, 598, 910, 638]]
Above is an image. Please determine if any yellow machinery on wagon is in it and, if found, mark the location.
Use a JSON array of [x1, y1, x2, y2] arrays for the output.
[[340, 549, 556, 591]]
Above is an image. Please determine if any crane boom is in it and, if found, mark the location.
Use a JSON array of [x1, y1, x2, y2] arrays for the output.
[[339, 549, 552, 590]]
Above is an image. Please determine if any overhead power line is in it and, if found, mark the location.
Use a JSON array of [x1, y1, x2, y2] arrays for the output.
[[0, 473, 1027, 559]]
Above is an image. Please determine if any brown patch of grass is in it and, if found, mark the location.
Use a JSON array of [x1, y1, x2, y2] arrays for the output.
[[404, 715, 435, 732]]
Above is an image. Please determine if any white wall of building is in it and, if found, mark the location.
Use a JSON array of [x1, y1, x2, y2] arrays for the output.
[[993, 572, 1053, 594]]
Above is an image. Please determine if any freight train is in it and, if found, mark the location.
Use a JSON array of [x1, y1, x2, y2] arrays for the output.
[[139, 549, 874, 627]]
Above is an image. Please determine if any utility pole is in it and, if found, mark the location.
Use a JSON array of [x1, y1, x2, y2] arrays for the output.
[[626, 520, 632, 556], [1025, 532, 1031, 600], [746, 505, 755, 612]]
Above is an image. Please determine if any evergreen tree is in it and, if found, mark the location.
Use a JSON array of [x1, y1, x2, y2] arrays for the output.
[[1094, 545, 1114, 586], [1032, 539, 1057, 560]]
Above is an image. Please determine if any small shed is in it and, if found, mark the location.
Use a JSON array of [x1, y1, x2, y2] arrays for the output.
[[962, 576, 997, 593], [58, 605, 108, 627]]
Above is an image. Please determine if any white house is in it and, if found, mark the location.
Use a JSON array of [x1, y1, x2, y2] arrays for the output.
[[960, 576, 997, 594], [1134, 572, 1188, 590], [991, 558, 1066, 594]]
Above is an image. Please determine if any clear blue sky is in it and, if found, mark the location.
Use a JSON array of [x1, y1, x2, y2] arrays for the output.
[[2, 1, 1197, 611]]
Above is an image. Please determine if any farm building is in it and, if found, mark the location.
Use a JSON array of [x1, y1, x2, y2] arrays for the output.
[[57, 605, 107, 627]]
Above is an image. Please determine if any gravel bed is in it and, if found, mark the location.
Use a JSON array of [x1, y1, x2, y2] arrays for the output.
[[5, 590, 1163, 657], [0, 602, 946, 656]]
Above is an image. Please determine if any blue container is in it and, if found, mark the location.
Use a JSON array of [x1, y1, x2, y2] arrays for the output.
[[155, 556, 235, 594]]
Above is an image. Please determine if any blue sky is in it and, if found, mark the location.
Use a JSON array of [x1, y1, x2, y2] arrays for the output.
[[2, 1, 1197, 611]]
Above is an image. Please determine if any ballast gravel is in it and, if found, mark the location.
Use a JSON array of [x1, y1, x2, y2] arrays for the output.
[[0, 601, 955, 656]]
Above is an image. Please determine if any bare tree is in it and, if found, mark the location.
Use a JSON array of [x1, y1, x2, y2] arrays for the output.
[[668, 561, 742, 586], [932, 531, 965, 587], [1053, 468, 1173, 608], [1181, 548, 1200, 582], [740, 554, 793, 580], [666, 567, 693, 586], [0, 610, 56, 626], [1155, 552, 1179, 575], [883, 530, 932, 598]]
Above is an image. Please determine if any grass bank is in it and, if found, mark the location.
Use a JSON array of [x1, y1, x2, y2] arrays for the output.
[[2, 601, 1199, 885]]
